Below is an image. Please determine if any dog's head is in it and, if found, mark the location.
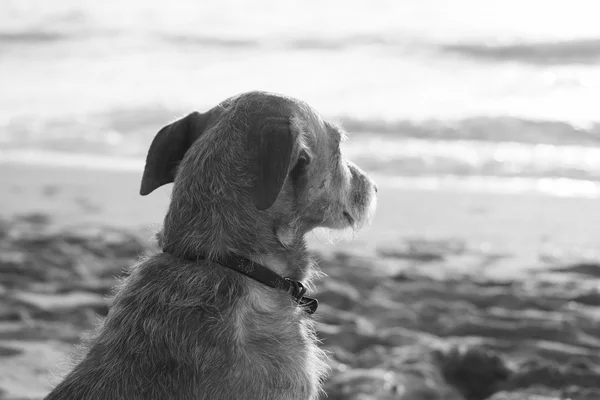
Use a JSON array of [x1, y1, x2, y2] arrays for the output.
[[141, 91, 376, 252]]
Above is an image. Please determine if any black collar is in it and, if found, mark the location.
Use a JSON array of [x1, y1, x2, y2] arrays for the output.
[[167, 252, 318, 315]]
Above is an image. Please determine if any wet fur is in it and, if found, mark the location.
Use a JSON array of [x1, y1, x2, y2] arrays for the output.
[[44, 91, 376, 400]]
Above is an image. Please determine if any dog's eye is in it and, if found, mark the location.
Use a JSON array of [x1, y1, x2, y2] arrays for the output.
[[296, 154, 309, 168], [297, 150, 311, 167], [290, 152, 310, 180]]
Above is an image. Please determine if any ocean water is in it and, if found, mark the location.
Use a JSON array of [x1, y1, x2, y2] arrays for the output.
[[2, 0, 600, 197]]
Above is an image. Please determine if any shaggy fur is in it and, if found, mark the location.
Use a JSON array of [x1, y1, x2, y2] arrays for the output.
[[44, 91, 377, 400]]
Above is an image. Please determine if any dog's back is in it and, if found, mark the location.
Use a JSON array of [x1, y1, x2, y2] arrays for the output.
[[46, 253, 323, 400]]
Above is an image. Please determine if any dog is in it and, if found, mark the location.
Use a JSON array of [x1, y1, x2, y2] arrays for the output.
[[44, 91, 377, 400]]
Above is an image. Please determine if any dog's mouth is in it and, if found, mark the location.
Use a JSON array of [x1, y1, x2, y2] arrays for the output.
[[342, 211, 354, 226]]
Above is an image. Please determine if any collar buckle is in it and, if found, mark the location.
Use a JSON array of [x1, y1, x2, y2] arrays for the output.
[[284, 278, 318, 315], [284, 278, 307, 301]]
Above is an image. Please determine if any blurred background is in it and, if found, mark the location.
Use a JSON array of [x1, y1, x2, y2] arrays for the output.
[[2, 1, 600, 399]]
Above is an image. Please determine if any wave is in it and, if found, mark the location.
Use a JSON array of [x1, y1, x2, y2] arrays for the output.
[[0, 149, 143, 171], [159, 34, 259, 49], [376, 174, 600, 199], [157, 33, 417, 51], [339, 117, 600, 146], [441, 38, 600, 65], [344, 137, 600, 183], [7, 23, 600, 70], [1, 29, 409, 51], [8, 25, 600, 69], [0, 28, 420, 54], [4, 111, 600, 150], [0, 30, 70, 44]]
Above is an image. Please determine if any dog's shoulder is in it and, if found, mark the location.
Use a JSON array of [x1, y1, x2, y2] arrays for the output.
[[44, 253, 246, 400]]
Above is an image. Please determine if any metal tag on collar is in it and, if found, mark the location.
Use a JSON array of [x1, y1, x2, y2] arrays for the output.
[[284, 278, 317, 314], [284, 278, 307, 301], [299, 296, 318, 315]]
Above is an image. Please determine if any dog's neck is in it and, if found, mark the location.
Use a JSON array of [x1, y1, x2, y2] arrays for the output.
[[228, 236, 313, 282], [158, 222, 313, 282], [249, 254, 288, 277], [246, 241, 311, 281]]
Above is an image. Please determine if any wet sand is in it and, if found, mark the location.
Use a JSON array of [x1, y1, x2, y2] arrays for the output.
[[1, 163, 600, 399]]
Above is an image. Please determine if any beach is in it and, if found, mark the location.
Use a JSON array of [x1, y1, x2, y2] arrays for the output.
[[3, 0, 600, 398], [2, 163, 600, 399]]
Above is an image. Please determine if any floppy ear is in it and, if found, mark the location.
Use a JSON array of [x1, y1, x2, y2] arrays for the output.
[[252, 117, 296, 210], [140, 112, 212, 196]]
